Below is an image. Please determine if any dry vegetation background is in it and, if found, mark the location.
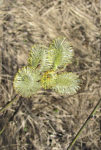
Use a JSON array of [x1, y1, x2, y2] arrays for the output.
[[0, 0, 100, 150]]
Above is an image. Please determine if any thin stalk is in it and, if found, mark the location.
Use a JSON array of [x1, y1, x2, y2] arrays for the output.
[[67, 99, 101, 150], [0, 96, 23, 135], [0, 94, 19, 115]]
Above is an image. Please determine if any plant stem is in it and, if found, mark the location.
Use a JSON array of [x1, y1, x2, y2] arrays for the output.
[[67, 99, 101, 150], [0, 96, 22, 135], [0, 94, 19, 115]]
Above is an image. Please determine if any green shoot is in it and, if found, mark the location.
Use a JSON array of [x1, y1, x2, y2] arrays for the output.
[[13, 37, 80, 97]]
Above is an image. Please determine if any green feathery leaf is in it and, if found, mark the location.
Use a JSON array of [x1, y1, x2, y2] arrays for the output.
[[13, 66, 41, 97], [50, 37, 74, 70], [28, 45, 43, 69], [28, 44, 53, 72], [52, 72, 80, 95]]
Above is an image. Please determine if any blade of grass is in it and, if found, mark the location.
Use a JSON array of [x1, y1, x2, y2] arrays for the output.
[[0, 96, 23, 135], [67, 99, 101, 150], [0, 94, 19, 115]]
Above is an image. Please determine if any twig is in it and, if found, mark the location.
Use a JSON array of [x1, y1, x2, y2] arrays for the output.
[[67, 99, 101, 150]]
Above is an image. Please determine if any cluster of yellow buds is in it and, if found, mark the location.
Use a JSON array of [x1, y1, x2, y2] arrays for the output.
[[13, 37, 80, 97]]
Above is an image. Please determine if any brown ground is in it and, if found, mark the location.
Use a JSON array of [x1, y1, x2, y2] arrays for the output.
[[0, 0, 100, 150]]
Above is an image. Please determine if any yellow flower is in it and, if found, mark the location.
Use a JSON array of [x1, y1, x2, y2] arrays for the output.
[[41, 71, 57, 89]]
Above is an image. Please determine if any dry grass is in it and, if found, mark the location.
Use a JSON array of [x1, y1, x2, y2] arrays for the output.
[[0, 0, 100, 150]]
